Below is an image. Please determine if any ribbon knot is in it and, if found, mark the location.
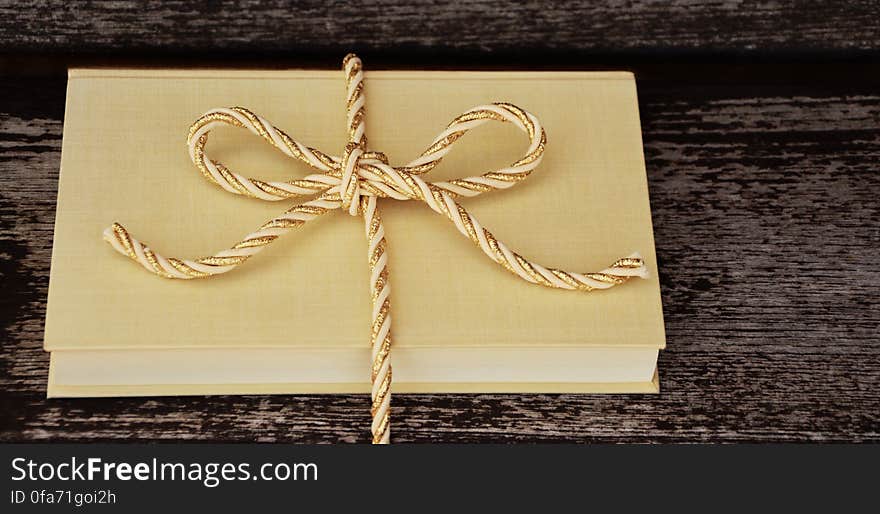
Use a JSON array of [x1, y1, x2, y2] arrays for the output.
[[104, 54, 649, 444], [339, 143, 391, 216]]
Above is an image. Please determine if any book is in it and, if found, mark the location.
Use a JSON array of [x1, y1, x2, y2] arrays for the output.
[[44, 68, 666, 396]]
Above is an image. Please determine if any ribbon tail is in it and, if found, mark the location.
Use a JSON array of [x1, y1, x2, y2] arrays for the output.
[[428, 189, 649, 291], [104, 193, 340, 279]]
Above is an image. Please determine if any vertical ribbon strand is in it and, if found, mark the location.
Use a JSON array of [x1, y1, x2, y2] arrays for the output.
[[345, 54, 393, 444]]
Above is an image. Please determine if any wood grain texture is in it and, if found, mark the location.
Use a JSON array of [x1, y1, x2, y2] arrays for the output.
[[0, 0, 879, 57], [1, 73, 878, 442]]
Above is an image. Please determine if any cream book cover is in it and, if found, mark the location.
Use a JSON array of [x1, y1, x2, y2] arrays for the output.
[[44, 68, 665, 396]]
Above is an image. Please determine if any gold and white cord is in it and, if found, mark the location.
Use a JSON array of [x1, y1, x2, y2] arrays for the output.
[[104, 54, 649, 444]]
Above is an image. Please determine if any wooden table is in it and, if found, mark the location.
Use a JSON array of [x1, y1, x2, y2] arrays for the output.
[[1, 1, 878, 442]]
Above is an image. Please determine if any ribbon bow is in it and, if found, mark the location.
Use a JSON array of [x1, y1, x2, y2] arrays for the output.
[[104, 54, 648, 444]]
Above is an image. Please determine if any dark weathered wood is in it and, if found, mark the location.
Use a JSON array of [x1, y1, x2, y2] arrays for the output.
[[0, 0, 879, 59], [1, 71, 878, 442]]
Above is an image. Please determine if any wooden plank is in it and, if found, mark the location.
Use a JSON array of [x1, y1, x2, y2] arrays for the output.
[[0, 75, 878, 442], [1, 1, 878, 57]]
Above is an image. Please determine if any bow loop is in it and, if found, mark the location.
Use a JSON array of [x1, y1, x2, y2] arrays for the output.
[[186, 99, 549, 210], [186, 106, 340, 203]]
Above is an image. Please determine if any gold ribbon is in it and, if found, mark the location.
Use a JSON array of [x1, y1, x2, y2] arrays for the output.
[[104, 54, 648, 443]]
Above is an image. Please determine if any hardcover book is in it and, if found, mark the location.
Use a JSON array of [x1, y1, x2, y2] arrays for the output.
[[44, 67, 665, 396]]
